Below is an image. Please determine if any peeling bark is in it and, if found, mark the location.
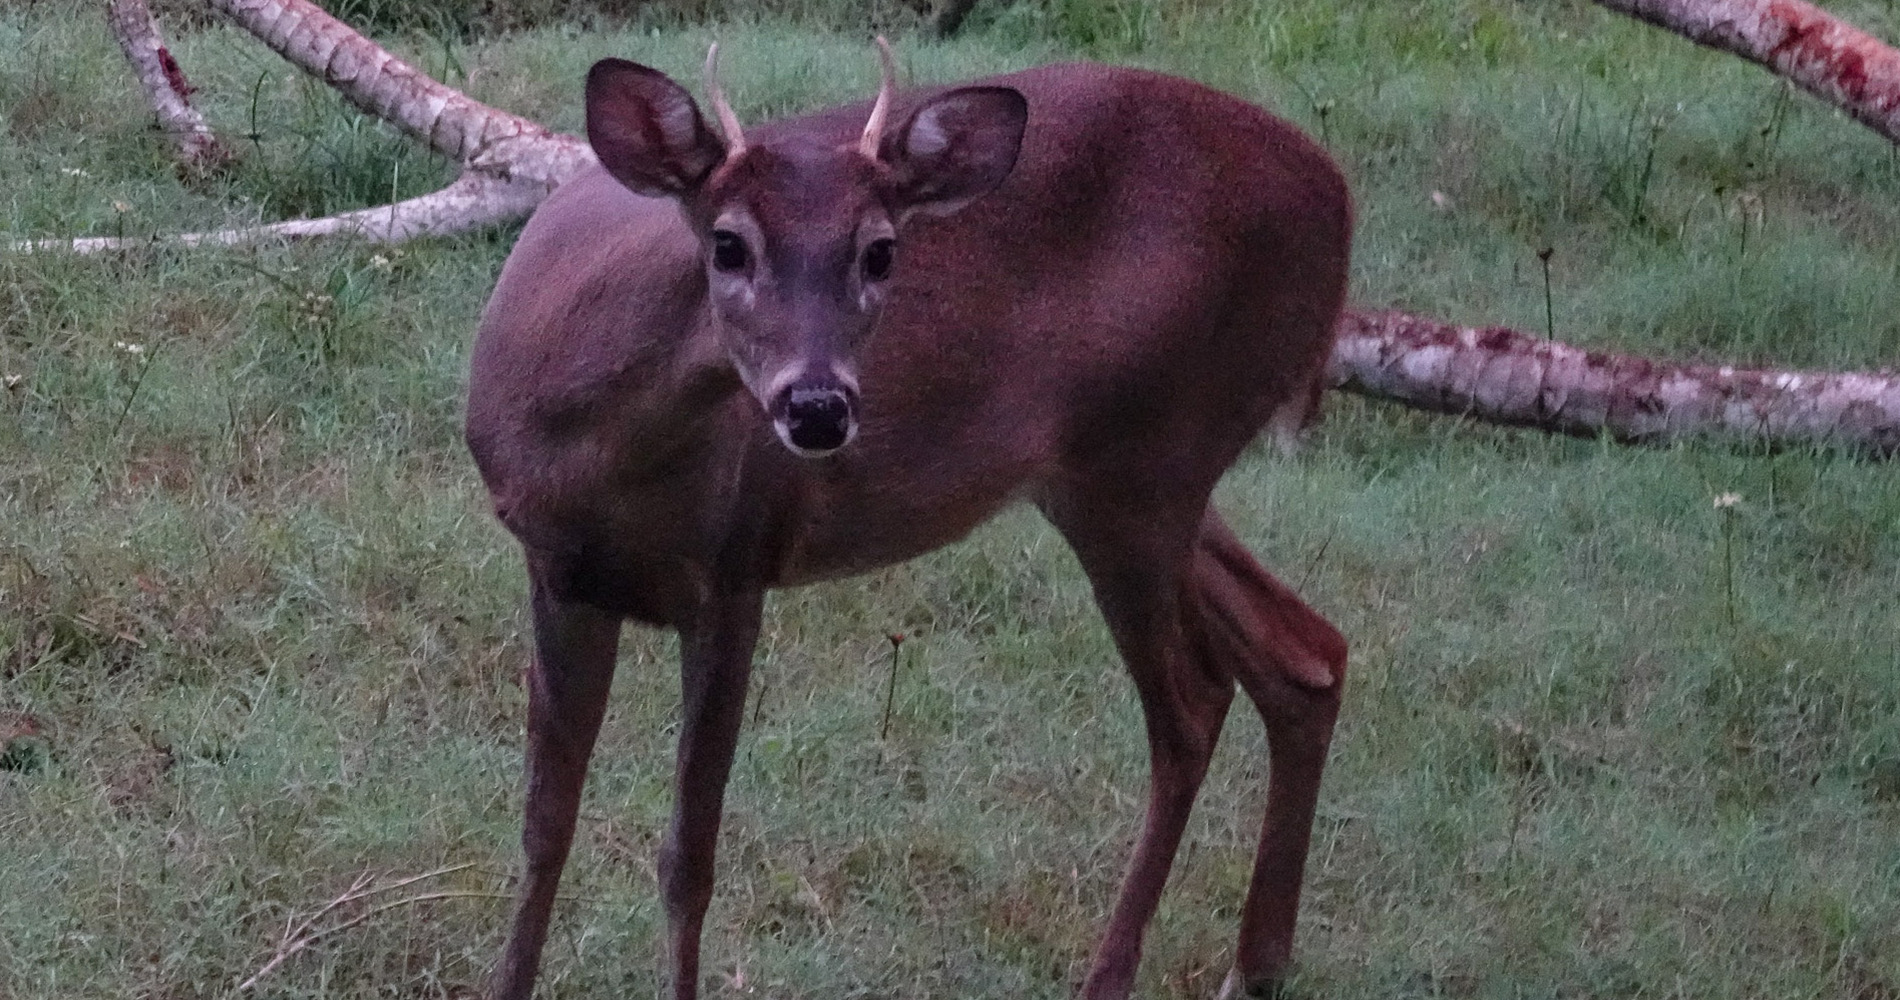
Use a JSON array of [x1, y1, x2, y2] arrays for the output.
[[106, 0, 234, 177], [1591, 0, 1900, 146], [204, 0, 593, 186], [11, 171, 549, 253], [12, 0, 594, 253], [12, 0, 1900, 455], [1332, 310, 1900, 455]]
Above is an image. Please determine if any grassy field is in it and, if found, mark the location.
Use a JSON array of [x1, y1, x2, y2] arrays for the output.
[[3, 0, 1898, 997]]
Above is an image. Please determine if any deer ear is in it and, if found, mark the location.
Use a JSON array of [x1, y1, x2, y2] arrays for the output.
[[880, 86, 1027, 219], [585, 58, 727, 199]]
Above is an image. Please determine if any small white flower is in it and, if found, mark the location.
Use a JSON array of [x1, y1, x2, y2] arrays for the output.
[[114, 341, 147, 356], [1713, 492, 1742, 509], [369, 253, 393, 272], [111, 200, 132, 214], [3, 374, 22, 390], [61, 167, 91, 178]]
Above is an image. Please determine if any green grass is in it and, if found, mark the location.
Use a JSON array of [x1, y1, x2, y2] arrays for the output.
[[3, 0, 1898, 997]]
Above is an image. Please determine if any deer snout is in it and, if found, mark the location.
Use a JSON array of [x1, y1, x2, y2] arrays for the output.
[[772, 378, 859, 457]]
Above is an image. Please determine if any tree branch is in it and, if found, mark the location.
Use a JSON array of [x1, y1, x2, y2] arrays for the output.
[[1590, 0, 1900, 147], [1332, 310, 1900, 455], [106, 0, 234, 177], [12, 0, 596, 253], [11, 171, 548, 253], [204, 0, 593, 186], [17, 0, 1900, 456]]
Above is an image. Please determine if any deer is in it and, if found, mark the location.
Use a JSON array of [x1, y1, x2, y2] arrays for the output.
[[465, 37, 1352, 1000]]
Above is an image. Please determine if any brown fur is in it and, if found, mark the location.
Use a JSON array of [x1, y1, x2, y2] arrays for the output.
[[468, 60, 1352, 1000]]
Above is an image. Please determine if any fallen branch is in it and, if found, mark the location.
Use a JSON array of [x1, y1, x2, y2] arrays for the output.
[[239, 863, 502, 991], [13, 170, 550, 253], [14, 0, 1900, 456], [1591, 0, 1900, 146], [1331, 310, 1900, 455], [106, 0, 234, 177], [204, 0, 593, 187], [9, 0, 593, 253]]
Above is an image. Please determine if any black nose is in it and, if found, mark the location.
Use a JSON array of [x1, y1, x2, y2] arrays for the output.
[[781, 384, 855, 453]]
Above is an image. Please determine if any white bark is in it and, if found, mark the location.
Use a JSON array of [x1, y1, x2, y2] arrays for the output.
[[12, 0, 594, 253], [106, 0, 234, 176], [11, 171, 549, 253], [13, 0, 1900, 455], [1332, 311, 1900, 455], [203, 0, 594, 186], [1591, 0, 1900, 147]]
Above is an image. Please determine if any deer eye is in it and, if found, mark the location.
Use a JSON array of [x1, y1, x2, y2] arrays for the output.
[[862, 238, 895, 282], [710, 230, 749, 273]]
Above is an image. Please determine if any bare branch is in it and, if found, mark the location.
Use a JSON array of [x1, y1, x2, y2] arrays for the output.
[[204, 0, 594, 185], [240, 865, 502, 991], [1332, 309, 1900, 455], [21, 0, 595, 256], [106, 0, 234, 177], [10, 171, 549, 253], [1591, 0, 1900, 147], [37, 0, 1900, 457]]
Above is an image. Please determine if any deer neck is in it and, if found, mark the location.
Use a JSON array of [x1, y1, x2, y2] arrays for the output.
[[612, 307, 750, 476]]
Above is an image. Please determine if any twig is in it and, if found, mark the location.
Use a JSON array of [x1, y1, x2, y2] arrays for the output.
[[1537, 247, 1555, 341], [109, 340, 160, 437], [239, 863, 492, 991], [241, 890, 508, 990], [1294, 529, 1335, 594], [880, 632, 905, 741]]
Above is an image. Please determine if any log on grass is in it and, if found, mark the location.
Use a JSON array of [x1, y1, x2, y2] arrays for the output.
[[1591, 0, 1900, 146], [106, 0, 234, 176], [1332, 310, 1900, 455], [23, 0, 1900, 457]]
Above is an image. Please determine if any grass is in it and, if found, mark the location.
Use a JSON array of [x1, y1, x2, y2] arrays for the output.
[[3, 0, 1898, 997]]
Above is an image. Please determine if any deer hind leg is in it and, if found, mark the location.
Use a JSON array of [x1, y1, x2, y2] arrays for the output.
[[1186, 513, 1346, 1000], [492, 580, 622, 1000], [1040, 497, 1238, 1000]]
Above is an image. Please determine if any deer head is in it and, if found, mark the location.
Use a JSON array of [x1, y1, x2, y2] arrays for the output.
[[583, 41, 1028, 457]]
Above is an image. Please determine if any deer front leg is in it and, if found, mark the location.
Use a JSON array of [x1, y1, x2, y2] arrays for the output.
[[491, 583, 622, 1000], [1044, 499, 1236, 1000], [659, 591, 763, 1000], [1082, 575, 1236, 1000]]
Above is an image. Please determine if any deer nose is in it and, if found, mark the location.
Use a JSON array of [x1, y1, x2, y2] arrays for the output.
[[774, 380, 858, 456]]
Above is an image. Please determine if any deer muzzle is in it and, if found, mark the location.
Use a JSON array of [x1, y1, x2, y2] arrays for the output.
[[772, 377, 859, 457]]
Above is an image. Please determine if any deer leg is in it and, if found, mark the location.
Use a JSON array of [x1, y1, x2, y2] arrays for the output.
[[1044, 501, 1236, 1000], [658, 591, 763, 1000], [491, 583, 622, 1000], [1186, 514, 1346, 1000]]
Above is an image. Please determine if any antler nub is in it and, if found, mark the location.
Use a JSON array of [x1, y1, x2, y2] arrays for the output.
[[703, 42, 746, 158], [858, 36, 898, 159]]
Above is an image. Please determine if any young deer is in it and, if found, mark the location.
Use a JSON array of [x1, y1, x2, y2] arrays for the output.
[[466, 40, 1352, 1000]]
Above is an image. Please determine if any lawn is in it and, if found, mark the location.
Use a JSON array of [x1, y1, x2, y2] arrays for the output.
[[2, 1, 1896, 997]]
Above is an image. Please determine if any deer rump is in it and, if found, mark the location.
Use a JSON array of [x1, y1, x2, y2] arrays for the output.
[[467, 55, 1351, 1000]]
